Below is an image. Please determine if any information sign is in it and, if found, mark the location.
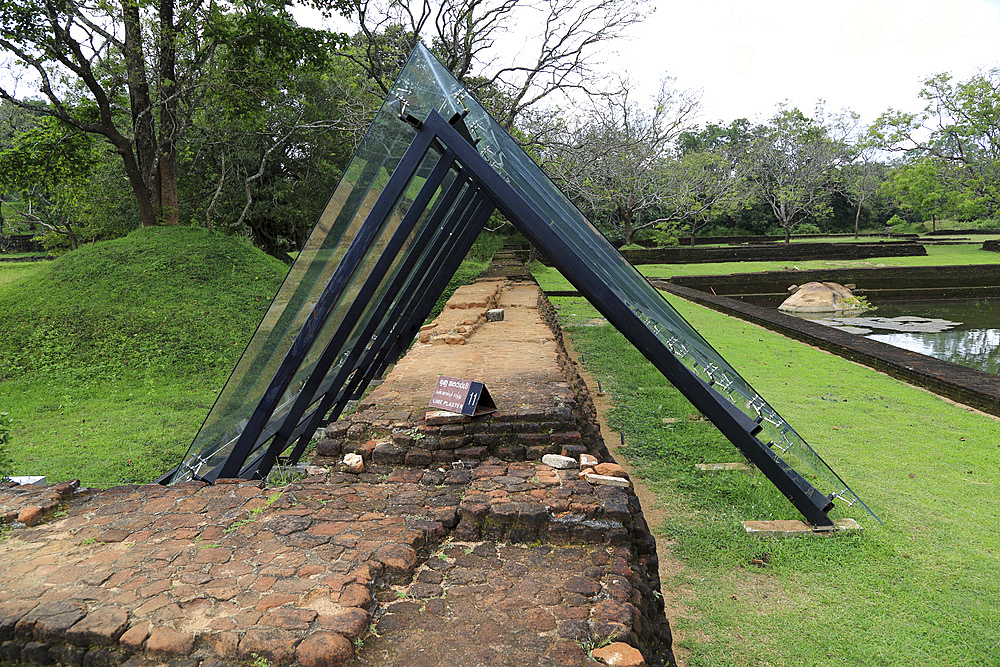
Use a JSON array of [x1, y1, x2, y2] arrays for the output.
[[428, 375, 497, 416]]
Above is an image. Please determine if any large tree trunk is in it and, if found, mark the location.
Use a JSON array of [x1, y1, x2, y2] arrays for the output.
[[620, 202, 635, 246], [63, 223, 79, 251], [158, 0, 180, 225], [114, 135, 158, 228], [122, 0, 160, 226]]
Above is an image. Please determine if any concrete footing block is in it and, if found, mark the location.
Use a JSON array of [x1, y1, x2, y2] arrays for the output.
[[742, 518, 863, 537], [695, 462, 752, 474]]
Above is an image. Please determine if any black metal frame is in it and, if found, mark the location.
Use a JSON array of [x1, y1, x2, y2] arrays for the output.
[[165, 107, 839, 528]]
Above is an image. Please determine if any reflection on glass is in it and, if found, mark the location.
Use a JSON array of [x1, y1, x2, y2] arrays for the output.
[[172, 68, 433, 481]]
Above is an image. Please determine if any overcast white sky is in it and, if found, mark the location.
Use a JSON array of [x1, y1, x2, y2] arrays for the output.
[[295, 0, 1000, 128], [612, 0, 1000, 126]]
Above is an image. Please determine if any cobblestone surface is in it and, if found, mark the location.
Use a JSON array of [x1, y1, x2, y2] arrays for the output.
[[0, 459, 671, 666], [359, 542, 640, 666]]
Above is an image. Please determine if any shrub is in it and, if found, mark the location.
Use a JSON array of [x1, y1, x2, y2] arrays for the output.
[[886, 214, 926, 234], [651, 229, 680, 247], [795, 223, 822, 235]]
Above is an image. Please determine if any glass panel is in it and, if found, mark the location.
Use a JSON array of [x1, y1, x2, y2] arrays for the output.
[[392, 44, 876, 522], [171, 69, 438, 482]]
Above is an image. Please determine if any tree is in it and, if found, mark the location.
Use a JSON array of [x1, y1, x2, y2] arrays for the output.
[[657, 149, 750, 244], [182, 62, 359, 260], [544, 78, 700, 245], [326, 0, 645, 130], [0, 118, 99, 249], [879, 158, 961, 230], [745, 105, 850, 242], [0, 0, 343, 232], [0, 0, 201, 227], [873, 69, 1000, 219], [840, 138, 888, 238]]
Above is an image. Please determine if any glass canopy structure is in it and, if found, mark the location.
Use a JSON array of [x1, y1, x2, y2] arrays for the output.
[[165, 43, 877, 529]]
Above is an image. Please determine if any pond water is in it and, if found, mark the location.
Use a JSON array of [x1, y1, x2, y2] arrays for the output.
[[800, 299, 1000, 376]]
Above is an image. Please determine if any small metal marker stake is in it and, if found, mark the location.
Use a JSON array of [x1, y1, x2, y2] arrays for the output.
[[597, 380, 603, 394]]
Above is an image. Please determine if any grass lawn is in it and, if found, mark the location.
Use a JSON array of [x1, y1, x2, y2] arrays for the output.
[[0, 374, 218, 485], [554, 292, 1000, 666], [0, 260, 46, 288], [0, 228, 488, 487], [0, 228, 289, 487], [533, 243, 1000, 292]]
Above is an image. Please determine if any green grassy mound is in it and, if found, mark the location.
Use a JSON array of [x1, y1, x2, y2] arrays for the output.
[[0, 226, 288, 382], [0, 227, 288, 485]]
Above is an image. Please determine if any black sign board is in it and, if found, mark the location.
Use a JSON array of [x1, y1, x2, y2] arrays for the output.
[[428, 375, 497, 416]]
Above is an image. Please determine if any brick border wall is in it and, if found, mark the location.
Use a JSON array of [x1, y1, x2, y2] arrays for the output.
[[312, 281, 673, 662], [318, 290, 609, 468]]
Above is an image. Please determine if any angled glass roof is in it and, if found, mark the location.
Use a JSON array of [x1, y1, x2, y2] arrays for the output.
[[167, 43, 877, 529]]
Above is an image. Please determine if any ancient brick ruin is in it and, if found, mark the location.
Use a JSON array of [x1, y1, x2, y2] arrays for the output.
[[0, 277, 674, 667]]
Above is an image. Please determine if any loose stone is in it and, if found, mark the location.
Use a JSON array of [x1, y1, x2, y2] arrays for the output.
[[541, 454, 578, 470], [342, 453, 364, 473], [591, 641, 646, 666], [585, 473, 632, 488]]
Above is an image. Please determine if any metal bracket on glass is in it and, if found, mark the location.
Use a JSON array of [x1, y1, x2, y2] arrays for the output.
[[828, 490, 857, 508], [393, 88, 411, 120]]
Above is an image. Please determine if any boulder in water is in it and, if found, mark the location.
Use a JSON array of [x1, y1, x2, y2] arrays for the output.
[[778, 281, 863, 313]]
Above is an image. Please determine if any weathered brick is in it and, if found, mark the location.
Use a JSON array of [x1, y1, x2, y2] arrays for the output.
[[118, 624, 149, 652], [316, 439, 342, 458], [545, 406, 574, 421], [517, 433, 549, 447], [16, 506, 43, 526], [296, 632, 353, 667], [146, 627, 194, 657], [437, 436, 468, 450], [239, 627, 298, 664], [552, 431, 582, 445], [516, 406, 548, 421], [526, 444, 560, 459], [496, 445, 526, 461], [65, 606, 128, 646], [404, 451, 433, 466], [374, 544, 418, 582], [454, 446, 487, 460], [259, 607, 317, 631], [316, 608, 369, 640], [372, 442, 406, 465], [471, 433, 502, 447]]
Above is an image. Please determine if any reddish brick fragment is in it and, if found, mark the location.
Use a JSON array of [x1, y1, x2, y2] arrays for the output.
[[146, 626, 194, 657], [118, 623, 149, 652], [296, 631, 353, 667], [17, 505, 44, 526], [65, 606, 128, 646]]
